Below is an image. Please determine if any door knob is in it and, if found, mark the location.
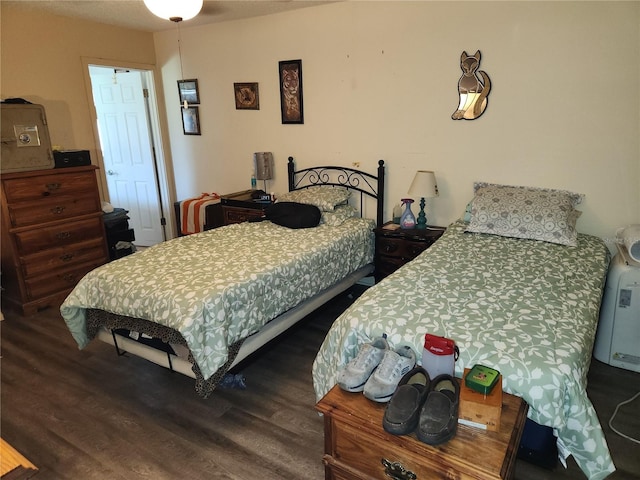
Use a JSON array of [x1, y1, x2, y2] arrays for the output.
[[107, 170, 116, 175]]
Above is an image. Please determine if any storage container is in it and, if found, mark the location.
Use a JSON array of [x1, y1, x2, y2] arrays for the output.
[[1, 103, 54, 173]]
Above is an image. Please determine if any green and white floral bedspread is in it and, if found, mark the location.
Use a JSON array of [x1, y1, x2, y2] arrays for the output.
[[312, 220, 614, 480], [62, 218, 374, 381]]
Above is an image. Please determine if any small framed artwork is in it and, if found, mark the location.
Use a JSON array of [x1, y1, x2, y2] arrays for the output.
[[177, 79, 200, 105], [234, 82, 260, 110], [181, 106, 201, 135], [278, 59, 304, 124]]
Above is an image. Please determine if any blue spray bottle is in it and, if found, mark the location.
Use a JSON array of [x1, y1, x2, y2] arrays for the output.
[[400, 198, 416, 229]]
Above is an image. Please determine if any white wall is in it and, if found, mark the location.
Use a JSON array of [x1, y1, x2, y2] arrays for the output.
[[0, 4, 156, 159], [0, 3, 158, 203], [155, 1, 639, 246]]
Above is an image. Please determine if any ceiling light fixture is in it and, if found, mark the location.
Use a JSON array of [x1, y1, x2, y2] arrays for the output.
[[143, 0, 203, 108], [143, 0, 204, 22]]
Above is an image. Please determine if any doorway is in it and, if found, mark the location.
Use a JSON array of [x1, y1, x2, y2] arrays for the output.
[[84, 60, 173, 247]]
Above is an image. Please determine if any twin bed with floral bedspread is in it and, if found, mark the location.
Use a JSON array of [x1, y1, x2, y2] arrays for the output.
[[313, 183, 615, 480], [61, 158, 385, 397]]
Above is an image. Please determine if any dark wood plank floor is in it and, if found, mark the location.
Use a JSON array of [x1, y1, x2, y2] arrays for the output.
[[2, 287, 639, 480]]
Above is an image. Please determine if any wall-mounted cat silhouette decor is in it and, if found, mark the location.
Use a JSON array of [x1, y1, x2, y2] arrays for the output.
[[452, 50, 491, 120]]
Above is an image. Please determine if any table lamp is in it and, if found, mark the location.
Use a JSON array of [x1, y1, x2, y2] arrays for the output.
[[407, 170, 439, 229], [254, 152, 274, 192]]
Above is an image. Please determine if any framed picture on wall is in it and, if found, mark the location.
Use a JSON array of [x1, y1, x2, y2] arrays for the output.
[[177, 79, 200, 105], [278, 59, 304, 124], [234, 82, 260, 110], [181, 106, 201, 135]]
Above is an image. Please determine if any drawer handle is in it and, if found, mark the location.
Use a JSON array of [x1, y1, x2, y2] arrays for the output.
[[56, 231, 72, 240], [60, 253, 74, 262], [383, 244, 398, 253], [61, 273, 76, 283], [46, 182, 61, 191], [381, 458, 417, 480], [51, 206, 66, 214]]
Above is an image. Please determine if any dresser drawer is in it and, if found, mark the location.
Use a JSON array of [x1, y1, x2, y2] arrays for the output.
[[404, 239, 433, 258], [331, 420, 468, 480], [8, 193, 101, 228], [15, 216, 105, 255], [376, 237, 403, 257], [375, 258, 404, 279], [20, 238, 107, 278], [373, 226, 446, 283], [25, 260, 103, 301], [2, 170, 97, 203], [223, 206, 264, 224], [376, 237, 432, 260]]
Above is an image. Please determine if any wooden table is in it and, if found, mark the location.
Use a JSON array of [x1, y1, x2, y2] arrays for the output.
[[316, 383, 528, 480]]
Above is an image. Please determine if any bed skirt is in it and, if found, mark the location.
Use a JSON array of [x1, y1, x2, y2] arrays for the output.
[[86, 309, 244, 398]]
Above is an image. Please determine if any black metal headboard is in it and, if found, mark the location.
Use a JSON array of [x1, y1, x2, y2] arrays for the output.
[[287, 156, 385, 228]]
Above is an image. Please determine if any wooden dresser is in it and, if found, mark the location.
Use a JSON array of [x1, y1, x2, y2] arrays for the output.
[[316, 384, 527, 480], [1, 166, 109, 315]]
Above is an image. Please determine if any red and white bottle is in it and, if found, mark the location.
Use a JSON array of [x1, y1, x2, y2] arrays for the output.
[[422, 334, 459, 379]]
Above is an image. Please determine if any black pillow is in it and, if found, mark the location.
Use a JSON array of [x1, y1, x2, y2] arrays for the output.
[[264, 202, 321, 229]]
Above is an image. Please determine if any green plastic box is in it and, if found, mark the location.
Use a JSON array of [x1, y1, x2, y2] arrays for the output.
[[464, 364, 500, 395]]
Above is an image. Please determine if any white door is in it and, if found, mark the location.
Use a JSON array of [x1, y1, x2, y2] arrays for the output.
[[89, 66, 165, 246]]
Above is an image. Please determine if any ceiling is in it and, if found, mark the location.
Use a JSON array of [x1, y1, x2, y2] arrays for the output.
[[3, 0, 335, 32]]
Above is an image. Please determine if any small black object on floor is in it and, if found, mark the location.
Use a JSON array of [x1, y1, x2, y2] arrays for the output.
[[517, 418, 558, 469]]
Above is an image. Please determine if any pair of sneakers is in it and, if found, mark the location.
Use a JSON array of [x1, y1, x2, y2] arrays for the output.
[[336, 335, 416, 403]]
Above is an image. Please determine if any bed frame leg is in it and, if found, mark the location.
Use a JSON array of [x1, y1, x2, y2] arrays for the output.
[[166, 351, 174, 372], [109, 329, 177, 373], [110, 330, 127, 357]]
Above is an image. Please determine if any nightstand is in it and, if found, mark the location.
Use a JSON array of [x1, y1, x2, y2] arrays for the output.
[[374, 222, 445, 282], [221, 190, 272, 225], [315, 384, 528, 480]]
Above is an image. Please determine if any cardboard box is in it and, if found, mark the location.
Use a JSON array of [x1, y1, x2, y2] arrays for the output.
[[458, 368, 502, 431]]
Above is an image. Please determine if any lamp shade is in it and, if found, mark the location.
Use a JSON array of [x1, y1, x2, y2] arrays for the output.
[[408, 170, 439, 198], [254, 152, 274, 181], [143, 0, 203, 21]]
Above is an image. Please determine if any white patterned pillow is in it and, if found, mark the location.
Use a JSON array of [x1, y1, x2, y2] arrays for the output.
[[320, 205, 358, 226], [277, 186, 350, 212], [466, 183, 583, 246]]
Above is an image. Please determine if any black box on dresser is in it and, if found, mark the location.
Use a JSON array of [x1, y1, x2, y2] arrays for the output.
[[53, 149, 92, 168]]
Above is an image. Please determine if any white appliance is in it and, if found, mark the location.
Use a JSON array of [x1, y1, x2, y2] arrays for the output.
[[618, 224, 640, 263], [594, 238, 640, 372]]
